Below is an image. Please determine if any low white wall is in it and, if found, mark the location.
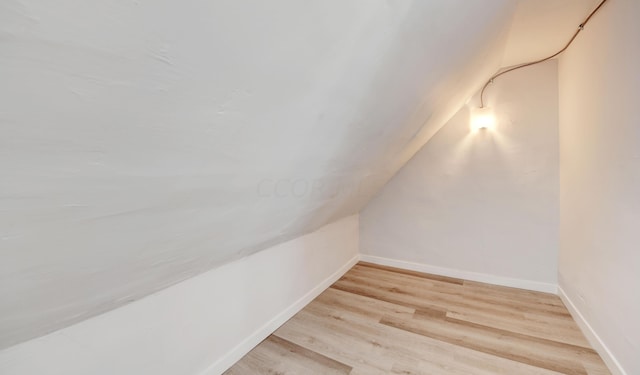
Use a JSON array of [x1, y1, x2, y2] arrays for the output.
[[0, 215, 359, 375], [360, 60, 559, 291]]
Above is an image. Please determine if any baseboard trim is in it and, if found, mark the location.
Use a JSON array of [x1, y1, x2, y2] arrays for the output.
[[557, 286, 627, 375], [359, 254, 557, 294], [202, 253, 359, 375]]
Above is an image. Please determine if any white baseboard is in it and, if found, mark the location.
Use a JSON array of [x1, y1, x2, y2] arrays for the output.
[[202, 253, 359, 375], [359, 254, 557, 294], [558, 286, 627, 375]]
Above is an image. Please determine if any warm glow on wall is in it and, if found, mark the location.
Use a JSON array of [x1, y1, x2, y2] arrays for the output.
[[470, 107, 495, 132]]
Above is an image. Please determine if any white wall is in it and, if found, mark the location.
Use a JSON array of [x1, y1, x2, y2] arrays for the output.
[[0, 0, 517, 348], [0, 215, 359, 375], [558, 0, 640, 373], [360, 61, 559, 291]]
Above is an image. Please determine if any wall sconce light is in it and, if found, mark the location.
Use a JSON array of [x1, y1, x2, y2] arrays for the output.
[[470, 107, 495, 132]]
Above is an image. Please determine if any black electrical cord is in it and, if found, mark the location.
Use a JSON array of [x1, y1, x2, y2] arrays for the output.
[[479, 0, 609, 108]]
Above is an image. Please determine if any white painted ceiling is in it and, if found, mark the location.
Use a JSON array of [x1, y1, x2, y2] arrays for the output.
[[0, 0, 598, 349], [503, 0, 602, 66]]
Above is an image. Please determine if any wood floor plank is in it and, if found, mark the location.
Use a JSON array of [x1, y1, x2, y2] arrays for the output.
[[314, 286, 415, 322], [354, 263, 568, 319], [463, 280, 564, 305], [357, 261, 464, 285], [357, 262, 563, 307], [336, 269, 576, 341], [224, 264, 611, 375], [348, 265, 572, 317], [333, 274, 551, 324], [347, 264, 592, 347], [223, 335, 351, 375], [446, 309, 592, 348], [282, 298, 568, 375], [275, 309, 396, 374], [380, 311, 599, 375]]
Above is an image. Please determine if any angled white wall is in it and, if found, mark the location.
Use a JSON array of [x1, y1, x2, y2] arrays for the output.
[[360, 60, 559, 291], [0, 215, 359, 375], [558, 0, 640, 373], [0, 0, 517, 348]]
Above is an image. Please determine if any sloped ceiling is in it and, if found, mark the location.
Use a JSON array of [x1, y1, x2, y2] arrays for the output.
[[503, 0, 602, 66], [0, 0, 523, 349]]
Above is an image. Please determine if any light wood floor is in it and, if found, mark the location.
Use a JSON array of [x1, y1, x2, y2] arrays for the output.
[[225, 262, 610, 375]]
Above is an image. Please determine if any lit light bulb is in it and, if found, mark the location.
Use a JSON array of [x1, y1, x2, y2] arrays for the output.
[[470, 107, 496, 132]]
